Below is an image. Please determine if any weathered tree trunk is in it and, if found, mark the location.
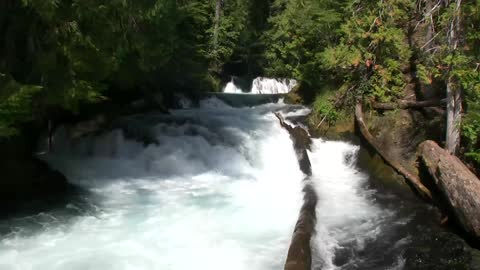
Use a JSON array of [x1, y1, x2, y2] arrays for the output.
[[373, 98, 446, 110], [425, 0, 435, 50], [284, 184, 316, 270], [273, 112, 315, 270], [355, 103, 433, 201], [274, 112, 312, 175], [419, 140, 480, 241], [213, 0, 223, 50], [446, 78, 462, 154], [445, 0, 463, 155]]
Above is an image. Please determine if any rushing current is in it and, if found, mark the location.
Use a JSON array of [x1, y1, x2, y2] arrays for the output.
[[0, 98, 307, 270], [0, 92, 461, 269]]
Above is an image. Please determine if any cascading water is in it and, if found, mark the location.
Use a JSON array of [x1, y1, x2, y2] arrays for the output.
[[223, 81, 243, 93], [222, 77, 297, 94], [309, 140, 391, 269], [306, 140, 461, 270], [251, 78, 297, 94], [0, 97, 469, 270], [0, 98, 307, 270]]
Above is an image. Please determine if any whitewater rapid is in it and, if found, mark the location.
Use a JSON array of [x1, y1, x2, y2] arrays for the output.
[[0, 98, 306, 270], [0, 97, 446, 270]]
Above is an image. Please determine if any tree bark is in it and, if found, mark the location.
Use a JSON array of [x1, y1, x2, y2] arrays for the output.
[[213, 0, 222, 50], [446, 77, 462, 154], [355, 103, 433, 201], [273, 112, 315, 270], [445, 0, 463, 155], [419, 140, 480, 241], [274, 112, 312, 175], [425, 0, 435, 50], [284, 184, 316, 270], [372, 98, 446, 110]]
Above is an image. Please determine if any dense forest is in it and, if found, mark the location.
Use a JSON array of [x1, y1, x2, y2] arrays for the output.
[[1, 0, 479, 168]]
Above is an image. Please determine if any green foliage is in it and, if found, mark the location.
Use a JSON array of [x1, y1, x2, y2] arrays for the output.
[[0, 74, 42, 136], [320, 0, 413, 103], [263, 0, 345, 88], [1, 0, 480, 168], [312, 91, 339, 125], [0, 0, 219, 136]]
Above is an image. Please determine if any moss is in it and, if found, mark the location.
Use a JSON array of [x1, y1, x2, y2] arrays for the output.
[[308, 114, 355, 141]]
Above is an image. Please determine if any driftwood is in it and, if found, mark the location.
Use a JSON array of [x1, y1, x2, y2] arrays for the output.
[[419, 140, 480, 241], [273, 112, 315, 270], [284, 184, 317, 270], [373, 98, 446, 110], [355, 103, 433, 201], [274, 112, 312, 175]]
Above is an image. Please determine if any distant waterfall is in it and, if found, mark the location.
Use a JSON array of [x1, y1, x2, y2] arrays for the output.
[[223, 78, 243, 93], [251, 78, 297, 94], [223, 77, 297, 94]]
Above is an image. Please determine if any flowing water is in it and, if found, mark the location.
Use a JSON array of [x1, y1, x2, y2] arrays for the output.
[[223, 77, 297, 94], [251, 78, 297, 94], [0, 95, 466, 269], [0, 99, 306, 270]]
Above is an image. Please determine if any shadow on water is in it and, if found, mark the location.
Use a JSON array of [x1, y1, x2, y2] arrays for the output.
[[331, 140, 480, 270], [0, 185, 100, 238]]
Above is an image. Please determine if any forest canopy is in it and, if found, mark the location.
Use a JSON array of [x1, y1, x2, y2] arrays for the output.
[[0, 0, 479, 167]]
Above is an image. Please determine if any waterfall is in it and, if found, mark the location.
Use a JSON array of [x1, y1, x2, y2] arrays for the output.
[[222, 77, 297, 94], [251, 78, 297, 94], [223, 78, 243, 93]]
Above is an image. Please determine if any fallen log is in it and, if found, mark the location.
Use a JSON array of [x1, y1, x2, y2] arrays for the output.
[[284, 184, 317, 270], [274, 112, 312, 175], [419, 140, 480, 241], [355, 103, 433, 201], [273, 112, 315, 270], [373, 98, 446, 110]]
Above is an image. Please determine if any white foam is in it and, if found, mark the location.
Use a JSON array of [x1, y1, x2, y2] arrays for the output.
[[0, 100, 307, 270], [251, 77, 297, 94], [223, 82, 243, 93], [309, 140, 392, 269], [222, 77, 297, 94]]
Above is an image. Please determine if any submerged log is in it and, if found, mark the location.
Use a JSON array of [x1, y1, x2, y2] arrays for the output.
[[354, 103, 433, 201], [419, 140, 480, 241], [373, 98, 446, 110]]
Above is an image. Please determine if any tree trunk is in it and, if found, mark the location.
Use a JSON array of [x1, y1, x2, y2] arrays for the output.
[[355, 103, 433, 201], [425, 0, 435, 50], [213, 0, 222, 50], [373, 98, 446, 110], [419, 140, 480, 241], [273, 112, 315, 270], [446, 79, 462, 154], [445, 0, 463, 155], [284, 184, 316, 270]]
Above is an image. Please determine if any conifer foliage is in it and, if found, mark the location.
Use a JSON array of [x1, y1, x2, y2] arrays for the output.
[[0, 0, 479, 167]]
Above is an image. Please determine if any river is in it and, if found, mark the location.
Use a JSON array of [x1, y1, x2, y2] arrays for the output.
[[0, 95, 472, 269]]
